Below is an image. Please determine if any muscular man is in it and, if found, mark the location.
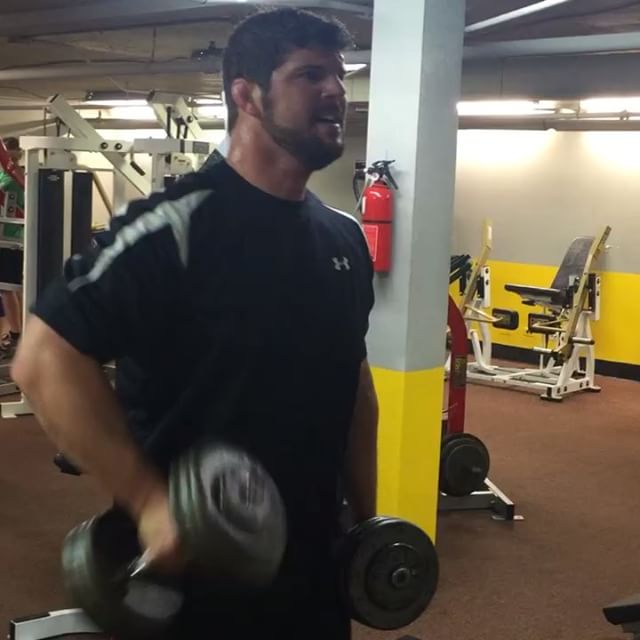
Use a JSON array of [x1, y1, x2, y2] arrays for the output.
[[12, 8, 378, 639]]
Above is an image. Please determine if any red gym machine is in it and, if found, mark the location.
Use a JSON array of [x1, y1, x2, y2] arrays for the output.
[[439, 258, 518, 521], [351, 163, 517, 521]]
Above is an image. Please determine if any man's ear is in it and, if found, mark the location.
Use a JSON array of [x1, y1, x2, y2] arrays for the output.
[[230, 78, 263, 119]]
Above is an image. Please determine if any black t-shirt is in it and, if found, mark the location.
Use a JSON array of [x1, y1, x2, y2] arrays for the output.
[[33, 160, 374, 563]]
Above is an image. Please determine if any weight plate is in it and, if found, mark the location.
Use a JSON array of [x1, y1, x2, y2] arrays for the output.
[[169, 443, 287, 589], [440, 433, 490, 497], [62, 509, 183, 640], [338, 518, 380, 625], [440, 432, 468, 449], [343, 517, 439, 630]]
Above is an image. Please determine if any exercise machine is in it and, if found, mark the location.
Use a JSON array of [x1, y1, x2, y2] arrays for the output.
[[1, 94, 214, 419], [604, 595, 640, 638], [2, 93, 213, 637], [439, 257, 520, 522], [460, 221, 611, 401]]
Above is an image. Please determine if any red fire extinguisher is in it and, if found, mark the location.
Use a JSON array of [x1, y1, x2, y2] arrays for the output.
[[354, 160, 398, 273]]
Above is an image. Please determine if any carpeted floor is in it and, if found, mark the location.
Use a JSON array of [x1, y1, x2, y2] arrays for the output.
[[359, 374, 640, 640], [0, 374, 637, 639]]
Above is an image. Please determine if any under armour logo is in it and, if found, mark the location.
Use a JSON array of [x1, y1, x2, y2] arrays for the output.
[[333, 257, 351, 271]]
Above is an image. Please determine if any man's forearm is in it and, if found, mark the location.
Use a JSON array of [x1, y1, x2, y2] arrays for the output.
[[12, 317, 164, 521], [346, 361, 378, 522]]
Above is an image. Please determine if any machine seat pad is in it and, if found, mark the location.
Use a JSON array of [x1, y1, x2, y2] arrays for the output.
[[504, 284, 567, 307]]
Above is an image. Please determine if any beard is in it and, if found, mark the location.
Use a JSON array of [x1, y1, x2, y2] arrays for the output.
[[262, 98, 345, 172]]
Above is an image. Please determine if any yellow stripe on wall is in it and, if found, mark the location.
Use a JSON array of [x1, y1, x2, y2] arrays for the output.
[[596, 271, 640, 366], [371, 366, 444, 540], [461, 260, 640, 366]]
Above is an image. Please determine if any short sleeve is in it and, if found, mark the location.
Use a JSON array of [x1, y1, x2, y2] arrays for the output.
[[32, 184, 212, 364]]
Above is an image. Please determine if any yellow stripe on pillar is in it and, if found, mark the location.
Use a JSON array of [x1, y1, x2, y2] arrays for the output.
[[371, 366, 445, 540]]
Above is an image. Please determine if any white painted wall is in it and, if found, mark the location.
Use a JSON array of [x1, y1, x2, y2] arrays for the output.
[[313, 129, 639, 277], [454, 129, 640, 274]]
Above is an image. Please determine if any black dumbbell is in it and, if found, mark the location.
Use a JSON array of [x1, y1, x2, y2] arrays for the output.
[[339, 516, 439, 630], [61, 443, 287, 639]]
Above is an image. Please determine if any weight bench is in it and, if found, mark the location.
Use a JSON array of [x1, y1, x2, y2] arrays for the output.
[[604, 594, 640, 638]]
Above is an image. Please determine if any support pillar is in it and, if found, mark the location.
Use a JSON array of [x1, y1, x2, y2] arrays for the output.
[[366, 0, 466, 537]]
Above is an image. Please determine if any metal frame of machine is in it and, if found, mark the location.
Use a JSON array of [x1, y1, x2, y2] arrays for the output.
[[1, 94, 213, 419], [460, 222, 611, 402], [10, 608, 100, 640], [5, 92, 215, 639]]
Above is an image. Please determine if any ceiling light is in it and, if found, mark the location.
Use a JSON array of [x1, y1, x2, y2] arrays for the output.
[[192, 97, 224, 106], [457, 100, 557, 116], [196, 105, 227, 119], [580, 97, 640, 114], [466, 0, 574, 34], [109, 106, 155, 121], [345, 63, 367, 73], [87, 99, 148, 107]]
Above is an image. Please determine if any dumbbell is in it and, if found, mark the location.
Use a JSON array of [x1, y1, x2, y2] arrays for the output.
[[339, 516, 439, 630], [61, 443, 287, 639]]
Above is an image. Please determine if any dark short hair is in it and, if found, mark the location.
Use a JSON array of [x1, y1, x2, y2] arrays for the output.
[[3, 137, 19, 151], [223, 7, 353, 130]]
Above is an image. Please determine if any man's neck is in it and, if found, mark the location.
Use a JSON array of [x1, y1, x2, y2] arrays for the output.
[[226, 127, 310, 201]]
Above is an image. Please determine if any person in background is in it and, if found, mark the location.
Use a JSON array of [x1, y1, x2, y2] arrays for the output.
[[0, 136, 24, 359]]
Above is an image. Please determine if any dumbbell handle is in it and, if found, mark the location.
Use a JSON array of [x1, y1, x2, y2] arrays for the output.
[[129, 555, 150, 578], [127, 550, 188, 580], [109, 555, 153, 586]]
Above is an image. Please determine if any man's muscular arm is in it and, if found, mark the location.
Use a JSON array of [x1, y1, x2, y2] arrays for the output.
[[345, 360, 378, 522], [9, 181, 206, 572], [12, 317, 162, 517], [12, 317, 182, 570]]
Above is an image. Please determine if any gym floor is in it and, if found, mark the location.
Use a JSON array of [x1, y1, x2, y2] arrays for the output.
[[0, 374, 637, 640]]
